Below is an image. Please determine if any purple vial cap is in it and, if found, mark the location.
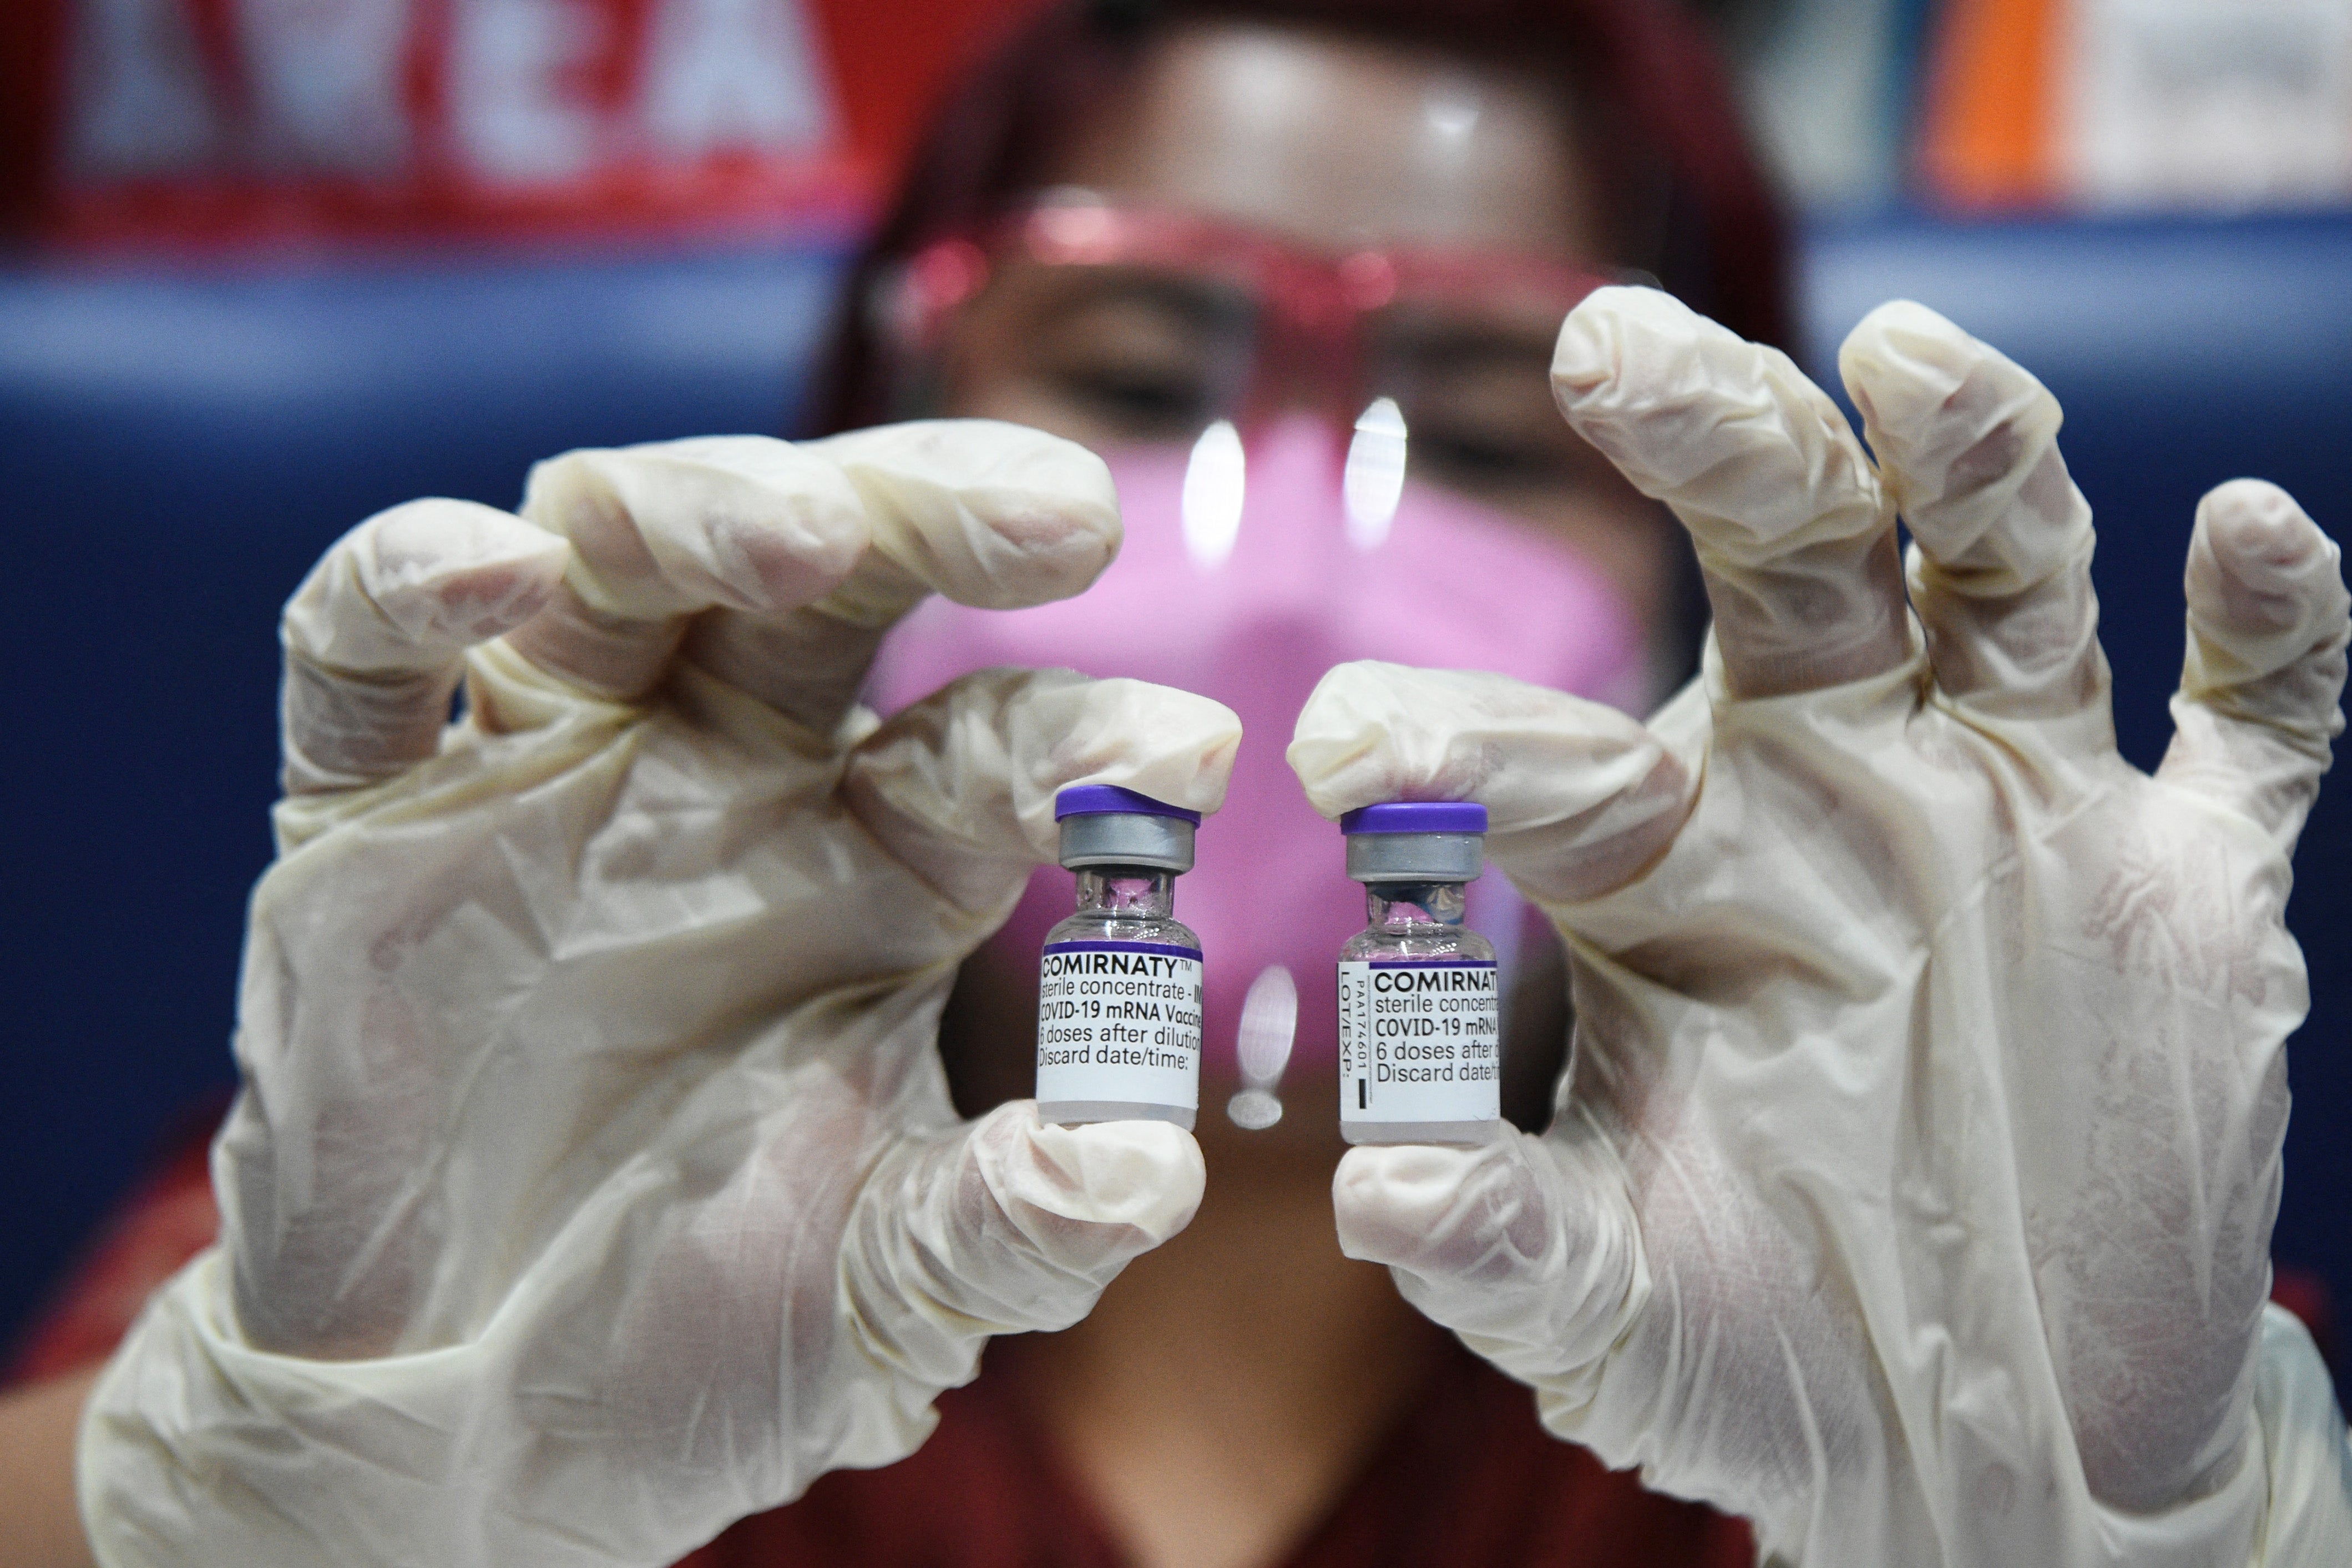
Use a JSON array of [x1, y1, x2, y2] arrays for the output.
[[1339, 801, 1488, 836], [1054, 783, 1203, 826]]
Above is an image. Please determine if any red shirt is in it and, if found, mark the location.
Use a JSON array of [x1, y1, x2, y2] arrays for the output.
[[22, 1131, 2346, 1567], [685, 1337, 1755, 1568], [17, 1132, 1755, 1566]]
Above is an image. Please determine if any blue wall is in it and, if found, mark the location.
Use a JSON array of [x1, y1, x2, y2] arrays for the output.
[[1, 244, 844, 1344]]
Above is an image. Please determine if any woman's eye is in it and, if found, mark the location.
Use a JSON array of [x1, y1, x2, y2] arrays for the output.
[[1050, 365, 1215, 436]]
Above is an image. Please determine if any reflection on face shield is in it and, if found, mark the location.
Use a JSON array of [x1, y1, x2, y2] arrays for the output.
[[871, 194, 1655, 1088], [886, 193, 1639, 529]]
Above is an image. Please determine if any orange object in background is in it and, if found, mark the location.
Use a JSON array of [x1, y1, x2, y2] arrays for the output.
[[1915, 0, 2061, 208], [0, 0, 1045, 249], [1919, 0, 2352, 212]]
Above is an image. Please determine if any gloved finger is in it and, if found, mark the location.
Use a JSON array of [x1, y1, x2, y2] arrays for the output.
[[842, 1102, 1203, 1394], [1552, 286, 1906, 700], [280, 498, 570, 793], [500, 436, 872, 701], [682, 421, 1122, 736], [2156, 480, 2350, 851], [1286, 661, 1695, 906], [843, 666, 1239, 921], [1838, 301, 2105, 731], [1332, 1123, 1645, 1393]]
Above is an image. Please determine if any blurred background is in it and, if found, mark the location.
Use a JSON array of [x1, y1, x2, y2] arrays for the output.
[[2, 0, 2348, 1369]]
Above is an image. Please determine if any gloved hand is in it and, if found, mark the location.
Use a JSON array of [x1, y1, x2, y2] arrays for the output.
[[79, 423, 1240, 1568], [1289, 289, 2352, 1564]]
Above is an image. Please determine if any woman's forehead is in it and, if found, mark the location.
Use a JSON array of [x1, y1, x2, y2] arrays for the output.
[[1044, 21, 1599, 262]]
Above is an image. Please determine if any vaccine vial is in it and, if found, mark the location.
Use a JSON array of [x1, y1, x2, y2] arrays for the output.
[[1336, 802, 1501, 1145], [1036, 785, 1205, 1130]]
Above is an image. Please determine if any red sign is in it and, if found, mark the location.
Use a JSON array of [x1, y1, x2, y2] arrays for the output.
[[3, 0, 1042, 248]]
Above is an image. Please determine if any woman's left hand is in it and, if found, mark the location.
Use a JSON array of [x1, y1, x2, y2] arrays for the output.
[[1291, 288, 2352, 1565]]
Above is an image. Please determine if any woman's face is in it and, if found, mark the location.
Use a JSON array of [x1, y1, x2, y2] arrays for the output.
[[933, 21, 1679, 638]]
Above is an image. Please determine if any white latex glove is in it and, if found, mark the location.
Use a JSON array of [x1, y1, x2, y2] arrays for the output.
[[1289, 289, 2352, 1565], [79, 423, 1240, 1568]]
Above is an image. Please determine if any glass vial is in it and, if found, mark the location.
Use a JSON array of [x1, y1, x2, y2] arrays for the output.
[[1036, 785, 1205, 1130], [1336, 802, 1501, 1146]]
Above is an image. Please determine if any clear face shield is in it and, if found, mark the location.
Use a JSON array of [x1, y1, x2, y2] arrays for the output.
[[876, 190, 1645, 555]]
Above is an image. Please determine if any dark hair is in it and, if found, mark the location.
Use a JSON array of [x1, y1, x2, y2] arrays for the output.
[[804, 0, 1794, 436]]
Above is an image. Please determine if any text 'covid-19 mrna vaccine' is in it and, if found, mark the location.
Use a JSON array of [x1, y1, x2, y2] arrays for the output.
[[1336, 802, 1501, 1146], [1036, 784, 1205, 1130]]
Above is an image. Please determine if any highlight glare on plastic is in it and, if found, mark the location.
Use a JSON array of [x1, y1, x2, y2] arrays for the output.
[[1182, 419, 1246, 569], [1226, 963, 1298, 1131], [1344, 397, 1408, 550], [1422, 80, 1484, 142]]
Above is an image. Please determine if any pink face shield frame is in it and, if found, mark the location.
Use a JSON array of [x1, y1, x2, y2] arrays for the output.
[[881, 191, 1629, 441]]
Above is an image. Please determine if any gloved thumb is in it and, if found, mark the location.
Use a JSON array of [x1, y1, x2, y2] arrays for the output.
[[841, 1102, 1202, 1400], [1333, 1121, 1646, 1395]]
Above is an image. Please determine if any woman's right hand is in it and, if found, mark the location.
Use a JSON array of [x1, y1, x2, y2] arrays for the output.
[[79, 423, 1240, 1568]]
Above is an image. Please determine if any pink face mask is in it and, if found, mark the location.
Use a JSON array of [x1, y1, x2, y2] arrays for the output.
[[868, 417, 1648, 1088]]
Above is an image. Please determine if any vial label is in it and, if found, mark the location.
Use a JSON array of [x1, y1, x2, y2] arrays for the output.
[[1337, 960, 1501, 1126], [1037, 941, 1205, 1112]]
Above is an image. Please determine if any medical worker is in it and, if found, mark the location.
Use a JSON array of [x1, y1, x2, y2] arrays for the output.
[[10, 2, 2351, 1566]]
